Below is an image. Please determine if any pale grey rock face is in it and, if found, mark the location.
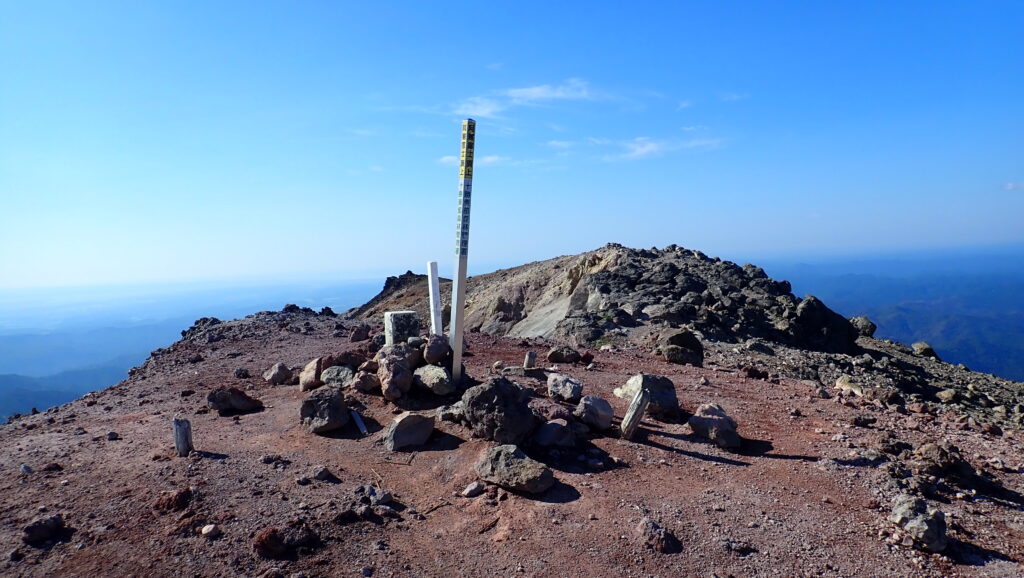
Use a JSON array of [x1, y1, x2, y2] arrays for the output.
[[413, 365, 454, 396], [890, 494, 948, 553], [688, 403, 741, 449]]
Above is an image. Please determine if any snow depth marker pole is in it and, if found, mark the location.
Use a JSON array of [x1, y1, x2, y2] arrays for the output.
[[450, 118, 475, 385], [427, 260, 442, 335]]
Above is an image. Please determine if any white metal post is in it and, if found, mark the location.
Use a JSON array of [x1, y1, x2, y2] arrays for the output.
[[427, 260, 442, 335], [450, 119, 475, 384]]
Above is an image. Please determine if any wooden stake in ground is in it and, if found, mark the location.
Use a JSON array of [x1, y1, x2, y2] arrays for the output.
[[172, 416, 193, 457], [620, 387, 651, 440]]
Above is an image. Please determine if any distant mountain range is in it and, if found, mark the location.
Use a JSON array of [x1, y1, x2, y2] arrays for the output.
[[0, 355, 140, 419]]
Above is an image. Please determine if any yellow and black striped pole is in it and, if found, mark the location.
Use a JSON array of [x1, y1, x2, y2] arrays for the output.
[[450, 118, 475, 384]]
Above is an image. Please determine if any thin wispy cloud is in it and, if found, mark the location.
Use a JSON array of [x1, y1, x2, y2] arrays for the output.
[[1005, 182, 1023, 191], [479, 155, 510, 165], [602, 136, 725, 161], [438, 155, 458, 166], [451, 78, 602, 119], [720, 92, 749, 102], [676, 100, 693, 110], [546, 140, 574, 149], [453, 96, 506, 119], [505, 78, 594, 104]]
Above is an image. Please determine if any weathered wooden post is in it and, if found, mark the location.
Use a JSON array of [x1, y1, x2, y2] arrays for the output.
[[173, 416, 193, 457], [620, 388, 651, 440], [523, 351, 537, 370], [427, 261, 443, 335]]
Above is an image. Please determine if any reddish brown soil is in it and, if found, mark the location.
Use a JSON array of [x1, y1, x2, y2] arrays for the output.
[[1, 315, 1021, 577]]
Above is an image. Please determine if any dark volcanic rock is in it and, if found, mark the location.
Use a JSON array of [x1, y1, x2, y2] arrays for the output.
[[207, 387, 263, 415], [300, 386, 350, 434], [22, 514, 66, 545], [461, 377, 537, 444]]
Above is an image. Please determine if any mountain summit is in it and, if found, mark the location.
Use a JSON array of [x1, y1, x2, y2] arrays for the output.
[[1, 244, 1021, 576]]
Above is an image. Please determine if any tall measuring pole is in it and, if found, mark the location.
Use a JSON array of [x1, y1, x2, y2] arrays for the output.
[[450, 118, 475, 384]]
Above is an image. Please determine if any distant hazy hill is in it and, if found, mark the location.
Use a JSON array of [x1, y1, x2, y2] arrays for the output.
[[0, 356, 137, 419]]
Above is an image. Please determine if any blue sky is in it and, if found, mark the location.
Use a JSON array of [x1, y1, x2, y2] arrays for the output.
[[2, 1, 1022, 289]]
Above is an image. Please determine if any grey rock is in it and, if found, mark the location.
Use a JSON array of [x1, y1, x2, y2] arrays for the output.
[[263, 363, 293, 386], [299, 386, 350, 434], [234, 367, 251, 379], [936, 388, 958, 403], [311, 465, 335, 481], [546, 345, 581, 364], [890, 494, 948, 552], [461, 377, 537, 444], [475, 444, 555, 494], [413, 365, 455, 396], [437, 401, 465, 423], [912, 341, 941, 360], [349, 371, 381, 394], [533, 419, 576, 447], [547, 373, 583, 403], [688, 403, 741, 449], [298, 357, 324, 392], [850, 316, 877, 338], [574, 396, 614, 430], [422, 333, 451, 365], [461, 481, 485, 497], [384, 412, 435, 451], [321, 365, 355, 387], [207, 387, 263, 415], [614, 374, 680, 419], [376, 343, 423, 371]]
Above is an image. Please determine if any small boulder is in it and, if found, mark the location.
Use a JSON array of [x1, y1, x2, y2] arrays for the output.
[[475, 445, 555, 494], [422, 334, 451, 365], [661, 329, 703, 367], [384, 412, 435, 451], [437, 401, 465, 423], [850, 316, 877, 338], [321, 365, 355, 387], [890, 494, 948, 552], [377, 355, 413, 401], [299, 357, 324, 392], [936, 388, 958, 403], [461, 481, 485, 498], [413, 365, 455, 396], [22, 514, 66, 545], [533, 419, 576, 447], [574, 396, 614, 431], [233, 367, 251, 379], [547, 373, 583, 403], [207, 387, 263, 415], [635, 517, 682, 554], [299, 386, 350, 434], [614, 374, 680, 419], [546, 345, 581, 364], [528, 398, 573, 422], [688, 403, 741, 449], [350, 323, 371, 342], [912, 341, 941, 360], [263, 363, 292, 386], [461, 378, 537, 444], [350, 371, 381, 393], [252, 522, 319, 559]]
